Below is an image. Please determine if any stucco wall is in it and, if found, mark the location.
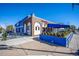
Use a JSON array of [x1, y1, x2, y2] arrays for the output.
[[24, 16, 49, 36]]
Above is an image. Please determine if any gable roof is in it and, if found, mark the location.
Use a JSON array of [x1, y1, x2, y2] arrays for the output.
[[15, 13, 56, 27], [34, 16, 56, 24], [15, 16, 29, 27]]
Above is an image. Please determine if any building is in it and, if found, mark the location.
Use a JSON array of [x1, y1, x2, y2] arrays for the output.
[[15, 13, 55, 36]]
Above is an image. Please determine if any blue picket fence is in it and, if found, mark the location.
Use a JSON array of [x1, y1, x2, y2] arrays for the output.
[[39, 33, 73, 47]]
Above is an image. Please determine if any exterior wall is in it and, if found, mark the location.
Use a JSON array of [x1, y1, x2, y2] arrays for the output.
[[24, 16, 48, 36], [15, 22, 24, 35], [15, 27, 24, 35], [27, 22, 31, 35], [15, 16, 29, 35], [34, 22, 41, 35], [15, 14, 49, 36], [24, 24, 26, 33], [24, 17, 32, 36], [31, 16, 48, 36]]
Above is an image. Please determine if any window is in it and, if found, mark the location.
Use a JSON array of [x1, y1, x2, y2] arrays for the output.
[[42, 22, 44, 27], [38, 27, 40, 30], [35, 26, 40, 31], [19, 28, 20, 32], [35, 27, 37, 30]]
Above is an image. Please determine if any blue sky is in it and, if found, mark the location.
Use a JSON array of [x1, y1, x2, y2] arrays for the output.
[[0, 3, 79, 28]]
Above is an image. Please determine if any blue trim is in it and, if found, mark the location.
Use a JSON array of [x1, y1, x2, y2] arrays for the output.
[[15, 16, 28, 27], [39, 33, 73, 47], [66, 33, 73, 47], [48, 24, 70, 28], [40, 35, 66, 46]]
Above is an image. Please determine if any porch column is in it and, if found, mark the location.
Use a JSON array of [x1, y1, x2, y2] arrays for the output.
[[24, 24, 26, 33]]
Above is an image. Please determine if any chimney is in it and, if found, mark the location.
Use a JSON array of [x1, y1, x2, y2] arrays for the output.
[[31, 13, 35, 17]]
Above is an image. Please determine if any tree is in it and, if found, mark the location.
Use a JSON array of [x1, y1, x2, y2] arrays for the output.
[[0, 26, 3, 33], [78, 27, 79, 31], [6, 25, 14, 32], [2, 31, 8, 41], [70, 25, 76, 32], [70, 25, 76, 29], [0, 27, 2, 33]]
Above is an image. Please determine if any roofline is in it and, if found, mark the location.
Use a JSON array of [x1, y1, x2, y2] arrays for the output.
[[15, 16, 29, 26], [34, 16, 56, 24], [15, 13, 57, 26]]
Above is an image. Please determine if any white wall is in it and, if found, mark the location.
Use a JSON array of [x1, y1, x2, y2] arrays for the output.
[[34, 22, 41, 35], [24, 24, 26, 33], [27, 22, 31, 35]]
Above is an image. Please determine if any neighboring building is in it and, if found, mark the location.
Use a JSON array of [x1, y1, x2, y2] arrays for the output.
[[15, 13, 55, 36]]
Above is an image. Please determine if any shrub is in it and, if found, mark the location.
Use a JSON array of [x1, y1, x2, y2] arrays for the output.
[[57, 32, 61, 37], [41, 28, 71, 38], [2, 31, 8, 41], [51, 32, 54, 36], [47, 32, 50, 36]]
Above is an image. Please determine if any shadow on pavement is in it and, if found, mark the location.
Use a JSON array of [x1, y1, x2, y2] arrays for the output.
[[11, 46, 76, 55], [0, 44, 78, 56], [0, 45, 12, 50]]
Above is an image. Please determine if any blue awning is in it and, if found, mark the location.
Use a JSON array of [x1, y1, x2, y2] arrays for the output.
[[47, 24, 70, 28]]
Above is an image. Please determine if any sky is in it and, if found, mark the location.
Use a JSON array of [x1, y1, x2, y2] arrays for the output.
[[0, 3, 79, 28]]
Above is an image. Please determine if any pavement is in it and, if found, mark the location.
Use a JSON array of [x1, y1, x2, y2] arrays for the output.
[[0, 36, 34, 46], [69, 34, 79, 50], [0, 40, 75, 56], [0, 34, 79, 56]]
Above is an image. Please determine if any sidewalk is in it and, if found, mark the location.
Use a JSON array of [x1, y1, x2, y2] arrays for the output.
[[69, 34, 79, 50]]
